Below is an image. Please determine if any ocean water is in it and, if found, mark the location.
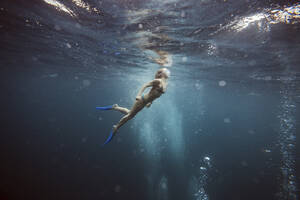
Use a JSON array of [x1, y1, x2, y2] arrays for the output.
[[0, 0, 299, 200]]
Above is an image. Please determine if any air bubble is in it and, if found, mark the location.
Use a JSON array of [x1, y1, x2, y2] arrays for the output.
[[54, 25, 61, 31], [248, 60, 256, 66], [82, 79, 91, 87], [66, 43, 72, 48], [264, 76, 272, 81], [224, 118, 231, 123], [219, 80, 226, 87], [161, 182, 167, 189], [114, 185, 121, 193], [241, 161, 248, 167], [181, 11, 186, 18], [195, 83, 202, 90], [49, 73, 58, 78], [81, 138, 87, 143], [75, 23, 81, 28], [264, 149, 271, 153], [204, 156, 210, 161]]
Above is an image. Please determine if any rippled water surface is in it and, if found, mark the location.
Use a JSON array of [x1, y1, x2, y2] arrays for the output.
[[1, 0, 299, 200]]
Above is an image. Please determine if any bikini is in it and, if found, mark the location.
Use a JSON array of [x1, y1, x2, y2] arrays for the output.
[[141, 94, 145, 102]]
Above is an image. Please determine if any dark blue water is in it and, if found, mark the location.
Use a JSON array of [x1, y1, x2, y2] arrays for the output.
[[1, 0, 299, 200]]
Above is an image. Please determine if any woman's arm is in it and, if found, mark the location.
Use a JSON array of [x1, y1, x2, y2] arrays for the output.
[[136, 79, 160, 99], [136, 83, 151, 97]]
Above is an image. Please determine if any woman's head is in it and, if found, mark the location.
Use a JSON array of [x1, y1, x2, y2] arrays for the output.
[[155, 68, 170, 79]]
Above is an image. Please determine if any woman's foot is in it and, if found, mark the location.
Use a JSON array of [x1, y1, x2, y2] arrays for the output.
[[112, 104, 118, 109], [113, 125, 118, 132]]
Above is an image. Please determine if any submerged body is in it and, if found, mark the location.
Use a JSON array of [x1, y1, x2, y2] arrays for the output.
[[114, 77, 167, 128], [99, 68, 170, 145]]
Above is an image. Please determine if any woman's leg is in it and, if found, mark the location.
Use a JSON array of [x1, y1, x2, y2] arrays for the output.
[[113, 100, 145, 133], [113, 113, 133, 132], [112, 104, 130, 115]]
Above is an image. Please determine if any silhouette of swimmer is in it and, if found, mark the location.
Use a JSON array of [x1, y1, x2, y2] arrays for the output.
[[97, 68, 170, 145]]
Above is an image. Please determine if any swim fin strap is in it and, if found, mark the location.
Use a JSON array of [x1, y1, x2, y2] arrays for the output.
[[102, 129, 115, 146], [96, 105, 113, 110]]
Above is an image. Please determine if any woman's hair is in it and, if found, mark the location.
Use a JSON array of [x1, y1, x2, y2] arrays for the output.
[[155, 68, 171, 78]]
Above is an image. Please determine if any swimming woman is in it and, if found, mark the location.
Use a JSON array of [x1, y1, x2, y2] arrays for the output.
[[97, 68, 170, 145]]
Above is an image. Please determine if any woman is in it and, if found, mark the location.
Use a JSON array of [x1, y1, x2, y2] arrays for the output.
[[97, 68, 170, 145]]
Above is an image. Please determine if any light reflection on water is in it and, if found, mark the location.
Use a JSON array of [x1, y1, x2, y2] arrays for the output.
[[42, 0, 101, 17], [215, 4, 300, 34], [43, 0, 77, 17]]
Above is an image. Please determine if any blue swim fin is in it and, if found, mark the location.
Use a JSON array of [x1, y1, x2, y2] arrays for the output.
[[102, 129, 115, 146], [96, 105, 113, 110]]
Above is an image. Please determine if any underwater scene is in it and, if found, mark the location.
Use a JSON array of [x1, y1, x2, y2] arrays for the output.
[[0, 0, 299, 199]]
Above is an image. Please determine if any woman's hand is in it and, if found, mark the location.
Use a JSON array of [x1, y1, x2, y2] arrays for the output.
[[146, 102, 152, 108], [136, 96, 142, 101]]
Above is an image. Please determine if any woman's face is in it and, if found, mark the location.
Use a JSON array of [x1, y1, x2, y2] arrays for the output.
[[156, 68, 170, 79], [162, 68, 170, 78], [157, 70, 164, 78]]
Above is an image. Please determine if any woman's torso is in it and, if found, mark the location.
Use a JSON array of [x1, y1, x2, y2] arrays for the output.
[[144, 79, 167, 103]]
